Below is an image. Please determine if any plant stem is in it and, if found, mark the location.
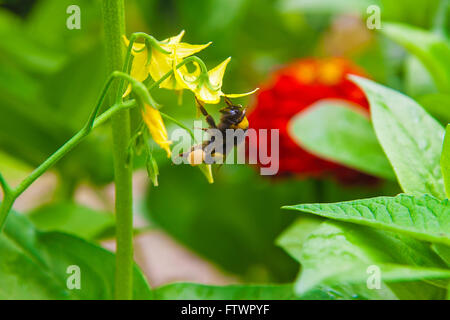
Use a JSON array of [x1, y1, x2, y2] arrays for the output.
[[102, 0, 134, 300], [0, 172, 10, 195], [0, 194, 13, 231]]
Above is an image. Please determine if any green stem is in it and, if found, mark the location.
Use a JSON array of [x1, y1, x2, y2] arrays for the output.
[[102, 0, 134, 300], [0, 194, 14, 231], [0, 172, 10, 195]]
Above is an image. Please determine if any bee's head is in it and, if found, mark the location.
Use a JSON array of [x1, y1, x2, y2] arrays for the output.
[[219, 97, 249, 130]]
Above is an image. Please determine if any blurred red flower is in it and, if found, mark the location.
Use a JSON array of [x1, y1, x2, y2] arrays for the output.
[[247, 57, 373, 183]]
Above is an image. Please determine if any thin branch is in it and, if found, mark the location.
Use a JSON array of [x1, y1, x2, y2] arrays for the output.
[[0, 172, 10, 195]]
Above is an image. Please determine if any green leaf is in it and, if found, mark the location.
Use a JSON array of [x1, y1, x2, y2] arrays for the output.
[[288, 100, 395, 180], [380, 22, 450, 93], [153, 283, 298, 300], [441, 125, 450, 198], [277, 219, 449, 299], [350, 76, 446, 199], [0, 210, 151, 299], [283, 193, 450, 245], [276, 216, 324, 263], [29, 202, 115, 240]]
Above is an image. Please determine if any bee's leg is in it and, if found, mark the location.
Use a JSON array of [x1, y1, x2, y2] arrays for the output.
[[224, 96, 233, 107], [195, 97, 217, 129], [193, 126, 210, 132]]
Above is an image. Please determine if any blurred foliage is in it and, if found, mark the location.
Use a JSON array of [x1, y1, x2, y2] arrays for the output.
[[0, 0, 447, 289], [0, 0, 113, 189], [0, 210, 151, 299]]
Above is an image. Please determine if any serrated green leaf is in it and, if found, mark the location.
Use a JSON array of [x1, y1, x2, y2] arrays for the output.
[[380, 22, 450, 93], [0, 210, 151, 299], [288, 101, 395, 180], [153, 283, 298, 300], [350, 76, 446, 199], [29, 202, 115, 240], [283, 193, 450, 245], [277, 219, 449, 299]]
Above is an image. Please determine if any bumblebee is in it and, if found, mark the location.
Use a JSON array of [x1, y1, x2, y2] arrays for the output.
[[185, 96, 249, 165]]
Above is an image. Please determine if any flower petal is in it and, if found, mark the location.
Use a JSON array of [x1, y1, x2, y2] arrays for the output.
[[208, 57, 231, 88], [196, 86, 222, 104], [174, 42, 212, 58], [123, 48, 149, 97], [148, 49, 173, 81], [223, 88, 260, 98], [163, 30, 185, 45], [141, 104, 172, 157], [123, 36, 146, 53]]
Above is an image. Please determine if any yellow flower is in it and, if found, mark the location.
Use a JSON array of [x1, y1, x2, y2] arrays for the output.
[[123, 31, 210, 96], [141, 104, 172, 157], [175, 56, 258, 104]]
